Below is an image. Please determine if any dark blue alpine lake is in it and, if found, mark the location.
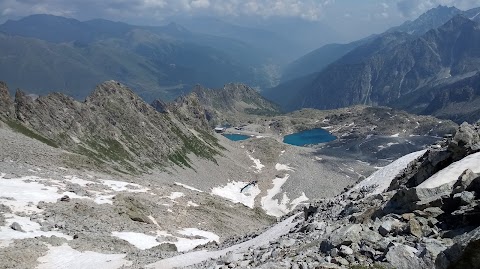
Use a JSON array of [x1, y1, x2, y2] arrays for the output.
[[223, 134, 250, 141], [283, 128, 336, 146]]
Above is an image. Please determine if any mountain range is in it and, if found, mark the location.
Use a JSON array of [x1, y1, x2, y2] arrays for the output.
[[266, 6, 480, 124], [0, 14, 282, 102]]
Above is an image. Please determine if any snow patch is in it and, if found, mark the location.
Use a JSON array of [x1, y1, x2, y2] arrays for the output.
[[0, 214, 72, 247], [167, 192, 185, 200], [418, 152, 480, 189], [349, 150, 427, 195], [187, 201, 199, 207], [390, 133, 400, 137], [0, 176, 87, 213], [260, 175, 309, 217], [211, 181, 260, 208], [174, 182, 203, 192], [146, 214, 299, 269], [36, 244, 131, 269], [112, 228, 219, 252], [248, 154, 264, 173], [102, 180, 149, 192], [275, 163, 295, 172]]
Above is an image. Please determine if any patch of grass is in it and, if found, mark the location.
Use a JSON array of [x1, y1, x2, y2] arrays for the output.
[[169, 126, 220, 167], [244, 108, 281, 116], [4, 118, 58, 148]]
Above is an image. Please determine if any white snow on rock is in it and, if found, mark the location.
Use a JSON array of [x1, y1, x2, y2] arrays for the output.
[[36, 244, 132, 269], [0, 214, 72, 247], [248, 154, 264, 173], [145, 214, 300, 269], [187, 201, 199, 207], [112, 228, 219, 252], [260, 175, 309, 217], [391, 133, 400, 137], [275, 163, 295, 171], [418, 152, 480, 189], [112, 231, 159, 250], [174, 182, 203, 192], [101, 180, 149, 192], [349, 150, 427, 195], [167, 192, 185, 200], [0, 176, 86, 213], [211, 181, 261, 208]]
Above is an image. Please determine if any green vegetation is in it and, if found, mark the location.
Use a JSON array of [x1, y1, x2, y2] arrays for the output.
[[4, 118, 58, 148], [245, 108, 281, 116]]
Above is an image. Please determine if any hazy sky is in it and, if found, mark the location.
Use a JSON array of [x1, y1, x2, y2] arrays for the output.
[[1, 0, 480, 40]]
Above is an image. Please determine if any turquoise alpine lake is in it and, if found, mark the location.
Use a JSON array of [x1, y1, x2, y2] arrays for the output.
[[223, 134, 251, 141], [283, 128, 336, 146]]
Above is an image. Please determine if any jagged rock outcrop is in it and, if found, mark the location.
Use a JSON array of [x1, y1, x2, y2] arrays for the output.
[[0, 81, 14, 117], [172, 83, 280, 127], [4, 80, 222, 173]]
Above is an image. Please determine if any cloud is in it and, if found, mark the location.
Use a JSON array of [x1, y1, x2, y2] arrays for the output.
[[0, 0, 334, 23], [396, 0, 480, 18]]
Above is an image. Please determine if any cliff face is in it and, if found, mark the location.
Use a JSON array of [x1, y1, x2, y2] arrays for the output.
[[2, 80, 222, 173]]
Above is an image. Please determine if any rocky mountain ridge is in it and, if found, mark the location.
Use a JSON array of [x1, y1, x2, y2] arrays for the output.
[[281, 15, 480, 123], [0, 80, 222, 174], [169, 83, 280, 127]]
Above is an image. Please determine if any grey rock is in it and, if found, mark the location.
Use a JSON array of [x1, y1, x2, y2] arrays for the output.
[[339, 245, 354, 256], [407, 218, 422, 238], [329, 224, 363, 246], [453, 191, 475, 206], [386, 244, 426, 269], [10, 222, 24, 232], [378, 218, 402, 236]]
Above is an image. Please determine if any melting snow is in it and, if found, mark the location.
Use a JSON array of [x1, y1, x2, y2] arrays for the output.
[[0, 176, 86, 213], [211, 181, 260, 208], [187, 201, 199, 207], [36, 244, 131, 269], [101, 180, 149, 192], [248, 154, 264, 173], [275, 163, 295, 171], [0, 214, 72, 247], [174, 182, 203, 192], [349, 150, 427, 195], [167, 192, 185, 200], [260, 175, 309, 217], [418, 152, 480, 189], [390, 133, 400, 137], [146, 214, 299, 269], [112, 228, 219, 252]]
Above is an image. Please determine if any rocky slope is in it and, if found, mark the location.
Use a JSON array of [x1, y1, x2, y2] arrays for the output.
[[0, 80, 222, 174], [176, 123, 480, 269], [169, 83, 280, 127]]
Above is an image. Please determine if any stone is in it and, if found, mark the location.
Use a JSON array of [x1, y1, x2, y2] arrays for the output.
[[319, 240, 334, 254], [407, 218, 422, 238], [379, 218, 402, 236], [329, 224, 363, 246], [333, 256, 349, 266], [386, 244, 426, 269], [10, 222, 24, 232], [339, 245, 354, 256], [155, 243, 177, 252], [453, 191, 475, 206], [452, 169, 478, 194], [59, 195, 70, 202]]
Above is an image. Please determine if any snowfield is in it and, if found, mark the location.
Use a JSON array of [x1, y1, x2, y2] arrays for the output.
[[145, 214, 300, 269], [36, 244, 132, 269], [418, 152, 480, 189], [261, 175, 309, 217], [349, 150, 427, 195], [211, 181, 261, 208], [112, 228, 219, 252]]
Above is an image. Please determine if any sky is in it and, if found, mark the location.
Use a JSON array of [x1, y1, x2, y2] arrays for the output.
[[1, 0, 480, 40]]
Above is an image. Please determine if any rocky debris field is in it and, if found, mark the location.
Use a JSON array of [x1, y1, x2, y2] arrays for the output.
[[189, 122, 480, 269]]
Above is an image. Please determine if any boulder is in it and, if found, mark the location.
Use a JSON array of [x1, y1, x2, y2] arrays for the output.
[[10, 222, 24, 232], [386, 244, 426, 269], [407, 218, 422, 238], [329, 224, 363, 246]]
